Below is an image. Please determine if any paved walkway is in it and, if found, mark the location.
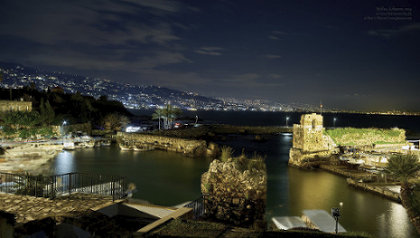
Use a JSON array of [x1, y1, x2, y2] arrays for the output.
[[0, 193, 118, 224], [124, 203, 176, 218]]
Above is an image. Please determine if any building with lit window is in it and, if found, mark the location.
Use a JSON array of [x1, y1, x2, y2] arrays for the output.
[[0, 100, 32, 112]]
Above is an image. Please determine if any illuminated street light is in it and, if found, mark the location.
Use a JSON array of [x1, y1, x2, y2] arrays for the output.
[[333, 117, 337, 127], [331, 207, 340, 234], [286, 116, 290, 127], [62, 120, 67, 144]]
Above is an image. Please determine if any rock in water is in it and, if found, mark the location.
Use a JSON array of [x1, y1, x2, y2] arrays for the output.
[[201, 158, 267, 227]]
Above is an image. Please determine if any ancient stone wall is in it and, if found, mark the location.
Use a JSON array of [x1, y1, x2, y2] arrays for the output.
[[201, 159, 266, 227], [0, 100, 32, 112], [116, 132, 208, 155], [292, 113, 333, 152]]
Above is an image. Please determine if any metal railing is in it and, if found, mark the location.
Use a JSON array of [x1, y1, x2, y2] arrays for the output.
[[0, 172, 126, 201], [184, 195, 206, 219]]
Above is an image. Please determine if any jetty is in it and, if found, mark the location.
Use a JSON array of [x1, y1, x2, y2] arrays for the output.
[[272, 216, 307, 230], [302, 210, 346, 233], [116, 132, 208, 155], [272, 210, 346, 234]]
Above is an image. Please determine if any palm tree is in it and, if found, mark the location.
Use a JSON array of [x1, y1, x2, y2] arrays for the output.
[[152, 108, 164, 131], [163, 103, 182, 129], [386, 154, 420, 220], [153, 103, 182, 129]]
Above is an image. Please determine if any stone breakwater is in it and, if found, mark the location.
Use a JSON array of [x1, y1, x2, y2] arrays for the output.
[[201, 159, 267, 227], [116, 132, 218, 156], [0, 143, 63, 172], [346, 178, 401, 202]]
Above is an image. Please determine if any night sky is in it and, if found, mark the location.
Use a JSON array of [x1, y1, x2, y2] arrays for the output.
[[1, 0, 419, 111]]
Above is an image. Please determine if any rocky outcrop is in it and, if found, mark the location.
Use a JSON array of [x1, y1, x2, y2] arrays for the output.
[[201, 159, 266, 227], [116, 132, 214, 156], [289, 149, 333, 167], [0, 143, 63, 172]]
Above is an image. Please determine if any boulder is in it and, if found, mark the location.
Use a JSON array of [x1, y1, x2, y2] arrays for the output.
[[201, 159, 266, 227]]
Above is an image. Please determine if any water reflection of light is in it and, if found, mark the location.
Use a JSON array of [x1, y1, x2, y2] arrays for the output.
[[387, 202, 411, 238], [55, 150, 75, 174], [292, 172, 337, 210], [281, 133, 292, 142]]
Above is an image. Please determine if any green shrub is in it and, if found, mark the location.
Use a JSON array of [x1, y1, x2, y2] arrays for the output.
[[247, 153, 266, 171], [203, 183, 211, 193], [37, 126, 55, 138], [2, 125, 16, 135], [220, 146, 233, 162], [19, 128, 32, 139], [235, 150, 248, 171], [411, 191, 420, 217]]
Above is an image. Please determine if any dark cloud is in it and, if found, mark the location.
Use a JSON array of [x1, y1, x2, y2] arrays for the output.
[[195, 47, 224, 56]]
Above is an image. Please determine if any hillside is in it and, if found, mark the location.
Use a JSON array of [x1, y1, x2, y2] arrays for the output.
[[0, 62, 223, 110]]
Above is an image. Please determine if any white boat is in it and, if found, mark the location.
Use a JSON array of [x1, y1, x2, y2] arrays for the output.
[[100, 141, 111, 147], [75, 141, 95, 148], [119, 143, 132, 151], [63, 142, 75, 150], [347, 159, 365, 165], [133, 145, 154, 152]]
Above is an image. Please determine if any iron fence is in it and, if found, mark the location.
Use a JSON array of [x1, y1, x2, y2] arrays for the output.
[[184, 195, 206, 219], [0, 172, 126, 201]]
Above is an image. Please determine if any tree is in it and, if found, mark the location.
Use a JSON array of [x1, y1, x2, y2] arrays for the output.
[[103, 113, 130, 132], [39, 98, 55, 125], [159, 103, 182, 129], [99, 95, 108, 101], [152, 108, 165, 131], [70, 92, 95, 122], [1, 111, 40, 130], [386, 154, 420, 209]]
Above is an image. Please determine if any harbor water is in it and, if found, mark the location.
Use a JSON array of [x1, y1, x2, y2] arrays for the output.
[[50, 111, 419, 237]]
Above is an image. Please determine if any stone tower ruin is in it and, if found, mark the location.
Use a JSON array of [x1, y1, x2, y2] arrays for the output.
[[289, 113, 336, 167]]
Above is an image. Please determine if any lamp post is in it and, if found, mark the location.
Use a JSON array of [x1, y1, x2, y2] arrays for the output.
[[158, 110, 161, 131], [62, 120, 67, 144], [285, 116, 290, 127], [331, 207, 340, 234], [333, 117, 337, 128]]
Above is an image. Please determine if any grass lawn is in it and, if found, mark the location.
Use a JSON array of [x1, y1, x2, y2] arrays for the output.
[[325, 128, 405, 146]]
